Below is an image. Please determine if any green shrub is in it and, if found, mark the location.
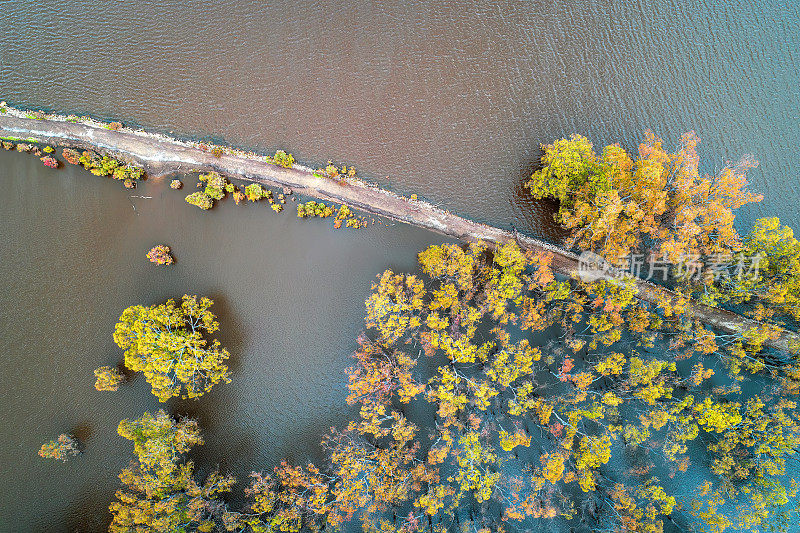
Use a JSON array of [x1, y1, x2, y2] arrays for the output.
[[77, 150, 144, 181], [244, 183, 267, 202], [185, 192, 214, 210], [269, 150, 295, 169], [198, 171, 228, 200], [297, 201, 335, 218]]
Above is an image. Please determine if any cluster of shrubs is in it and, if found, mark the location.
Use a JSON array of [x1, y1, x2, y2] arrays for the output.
[[314, 160, 357, 182], [185, 172, 230, 210], [197, 143, 226, 158], [266, 149, 295, 169], [147, 245, 174, 265], [297, 200, 335, 218], [2, 139, 63, 169], [184, 173, 291, 213], [60, 148, 145, 188], [202, 171, 229, 199], [297, 201, 367, 229]]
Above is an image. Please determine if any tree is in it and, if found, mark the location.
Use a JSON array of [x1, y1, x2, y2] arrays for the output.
[[224, 462, 332, 532], [244, 183, 268, 202], [117, 410, 202, 469], [200, 171, 228, 200], [719, 217, 800, 321], [185, 191, 214, 210], [525, 132, 762, 268], [324, 240, 800, 532], [146, 245, 174, 265], [109, 411, 234, 532], [113, 295, 231, 401], [94, 365, 125, 391], [38, 434, 80, 462]]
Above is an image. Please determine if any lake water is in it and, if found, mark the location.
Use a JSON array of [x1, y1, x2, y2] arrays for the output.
[[0, 0, 798, 530]]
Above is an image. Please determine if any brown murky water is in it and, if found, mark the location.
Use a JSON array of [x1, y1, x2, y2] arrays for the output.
[[2, 0, 798, 232], [1, 0, 799, 530], [0, 151, 450, 530]]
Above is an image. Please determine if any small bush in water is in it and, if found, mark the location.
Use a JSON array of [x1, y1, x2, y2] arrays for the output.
[[244, 183, 268, 201], [94, 366, 124, 391], [147, 245, 174, 265], [40, 156, 59, 168], [199, 171, 228, 200], [185, 191, 214, 210], [39, 434, 80, 462]]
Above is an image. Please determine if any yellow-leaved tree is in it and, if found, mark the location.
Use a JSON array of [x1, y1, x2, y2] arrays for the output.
[[112, 295, 231, 401]]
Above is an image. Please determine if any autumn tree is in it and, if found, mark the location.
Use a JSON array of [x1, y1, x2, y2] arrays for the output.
[[325, 240, 800, 533], [715, 217, 800, 321], [113, 295, 231, 401], [525, 132, 762, 269], [223, 462, 332, 532], [38, 434, 80, 462], [94, 365, 125, 391], [109, 410, 234, 532]]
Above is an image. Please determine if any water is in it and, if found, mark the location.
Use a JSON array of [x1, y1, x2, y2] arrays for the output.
[[0, 0, 797, 233], [0, 150, 450, 530], [1, 0, 799, 530]]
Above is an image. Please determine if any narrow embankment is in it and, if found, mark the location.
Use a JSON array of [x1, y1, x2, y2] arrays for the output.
[[1, 113, 796, 352]]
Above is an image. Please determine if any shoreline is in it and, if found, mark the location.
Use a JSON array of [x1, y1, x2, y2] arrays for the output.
[[0, 107, 796, 352]]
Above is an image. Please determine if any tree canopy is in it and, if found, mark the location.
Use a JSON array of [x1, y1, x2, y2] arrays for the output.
[[112, 295, 231, 402], [213, 240, 799, 533], [525, 132, 762, 267], [109, 410, 234, 532]]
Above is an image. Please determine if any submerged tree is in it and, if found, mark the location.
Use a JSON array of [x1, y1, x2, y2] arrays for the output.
[[113, 295, 231, 402], [525, 132, 762, 268], [716, 217, 800, 322], [94, 365, 125, 391], [98, 133, 800, 533], [305, 239, 800, 533], [38, 434, 80, 462], [109, 410, 234, 532], [146, 244, 174, 265], [185, 191, 214, 210]]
